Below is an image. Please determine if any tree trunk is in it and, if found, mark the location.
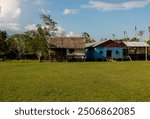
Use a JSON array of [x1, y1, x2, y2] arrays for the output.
[[2, 57, 5, 61], [38, 56, 42, 62], [37, 51, 42, 62]]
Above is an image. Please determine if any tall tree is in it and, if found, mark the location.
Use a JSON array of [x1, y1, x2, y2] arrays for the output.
[[123, 31, 129, 41], [6, 34, 27, 59], [25, 27, 48, 62], [40, 13, 57, 37], [0, 30, 8, 61], [112, 34, 116, 40], [36, 27, 48, 62], [82, 32, 95, 43], [138, 30, 144, 41]]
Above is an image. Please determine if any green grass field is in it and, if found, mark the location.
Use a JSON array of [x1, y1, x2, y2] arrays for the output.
[[0, 60, 150, 102]]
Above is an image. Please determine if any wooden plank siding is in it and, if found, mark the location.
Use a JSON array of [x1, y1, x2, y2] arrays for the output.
[[85, 40, 124, 61], [48, 36, 85, 61]]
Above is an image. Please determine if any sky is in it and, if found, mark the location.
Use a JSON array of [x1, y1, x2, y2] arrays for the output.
[[0, 0, 150, 41]]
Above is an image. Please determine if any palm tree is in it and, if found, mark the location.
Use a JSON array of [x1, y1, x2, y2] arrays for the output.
[[112, 34, 116, 40], [82, 32, 91, 43], [123, 31, 128, 41], [138, 30, 144, 41]]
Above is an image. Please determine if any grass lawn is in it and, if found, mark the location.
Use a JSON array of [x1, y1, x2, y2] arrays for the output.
[[0, 60, 150, 102]]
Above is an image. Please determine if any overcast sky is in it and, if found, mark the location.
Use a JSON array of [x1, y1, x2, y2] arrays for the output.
[[0, 0, 150, 40]]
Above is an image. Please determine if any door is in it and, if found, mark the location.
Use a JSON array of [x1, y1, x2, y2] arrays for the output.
[[107, 50, 112, 58]]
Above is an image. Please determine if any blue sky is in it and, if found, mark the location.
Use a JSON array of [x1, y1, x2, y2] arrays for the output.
[[0, 0, 150, 40]]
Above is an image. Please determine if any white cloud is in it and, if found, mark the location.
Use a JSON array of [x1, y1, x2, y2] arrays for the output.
[[25, 24, 37, 31], [0, 0, 21, 21], [81, 0, 150, 11], [0, 0, 21, 32], [66, 32, 79, 37], [40, 9, 51, 14], [63, 8, 80, 15], [33, 0, 44, 5], [56, 26, 65, 34], [0, 22, 21, 31]]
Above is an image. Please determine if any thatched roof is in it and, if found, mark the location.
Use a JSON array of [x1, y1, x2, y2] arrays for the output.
[[49, 36, 85, 49]]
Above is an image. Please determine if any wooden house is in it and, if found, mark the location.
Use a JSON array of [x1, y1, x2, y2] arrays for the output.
[[48, 36, 85, 61], [122, 41, 149, 60], [85, 40, 123, 61]]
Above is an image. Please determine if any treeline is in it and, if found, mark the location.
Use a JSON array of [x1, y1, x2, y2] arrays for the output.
[[1, 13, 150, 61], [0, 14, 57, 62]]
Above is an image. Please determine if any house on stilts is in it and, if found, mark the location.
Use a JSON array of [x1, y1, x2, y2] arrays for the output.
[[85, 40, 124, 61], [48, 36, 85, 61], [122, 41, 150, 60]]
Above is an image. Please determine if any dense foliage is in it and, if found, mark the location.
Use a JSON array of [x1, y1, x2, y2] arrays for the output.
[[0, 16, 150, 61], [0, 31, 8, 61], [0, 14, 57, 61]]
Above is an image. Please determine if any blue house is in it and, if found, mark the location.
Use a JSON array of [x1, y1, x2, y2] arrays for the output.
[[85, 40, 123, 61]]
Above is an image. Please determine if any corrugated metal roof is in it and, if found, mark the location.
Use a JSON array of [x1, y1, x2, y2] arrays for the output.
[[85, 42, 96, 48], [85, 40, 108, 48], [123, 42, 149, 47]]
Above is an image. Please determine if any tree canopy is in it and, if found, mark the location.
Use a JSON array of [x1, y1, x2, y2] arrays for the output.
[[82, 32, 95, 43], [0, 30, 8, 60], [40, 13, 57, 37]]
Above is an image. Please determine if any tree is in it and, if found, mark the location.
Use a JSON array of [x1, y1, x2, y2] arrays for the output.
[[112, 34, 116, 40], [138, 30, 144, 41], [0, 30, 8, 61], [130, 37, 139, 42], [23, 30, 37, 58], [147, 40, 150, 45], [36, 27, 48, 62], [123, 31, 129, 41], [24, 27, 48, 62], [100, 38, 107, 41], [40, 13, 57, 37], [6, 34, 27, 59], [120, 37, 130, 41], [82, 32, 95, 43]]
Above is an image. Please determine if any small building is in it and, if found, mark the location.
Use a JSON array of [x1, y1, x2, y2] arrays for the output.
[[122, 41, 149, 60], [48, 36, 85, 61], [85, 40, 123, 61]]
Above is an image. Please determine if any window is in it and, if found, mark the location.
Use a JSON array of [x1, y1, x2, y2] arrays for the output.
[[116, 50, 119, 54], [100, 50, 103, 54]]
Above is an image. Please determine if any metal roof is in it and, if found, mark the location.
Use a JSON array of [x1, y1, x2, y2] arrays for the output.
[[85, 40, 109, 48], [123, 42, 149, 47], [85, 42, 96, 48]]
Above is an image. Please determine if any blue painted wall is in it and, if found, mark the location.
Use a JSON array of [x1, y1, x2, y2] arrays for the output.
[[86, 47, 123, 59]]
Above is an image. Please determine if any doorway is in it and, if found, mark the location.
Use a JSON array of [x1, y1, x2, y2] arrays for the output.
[[107, 50, 112, 58]]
